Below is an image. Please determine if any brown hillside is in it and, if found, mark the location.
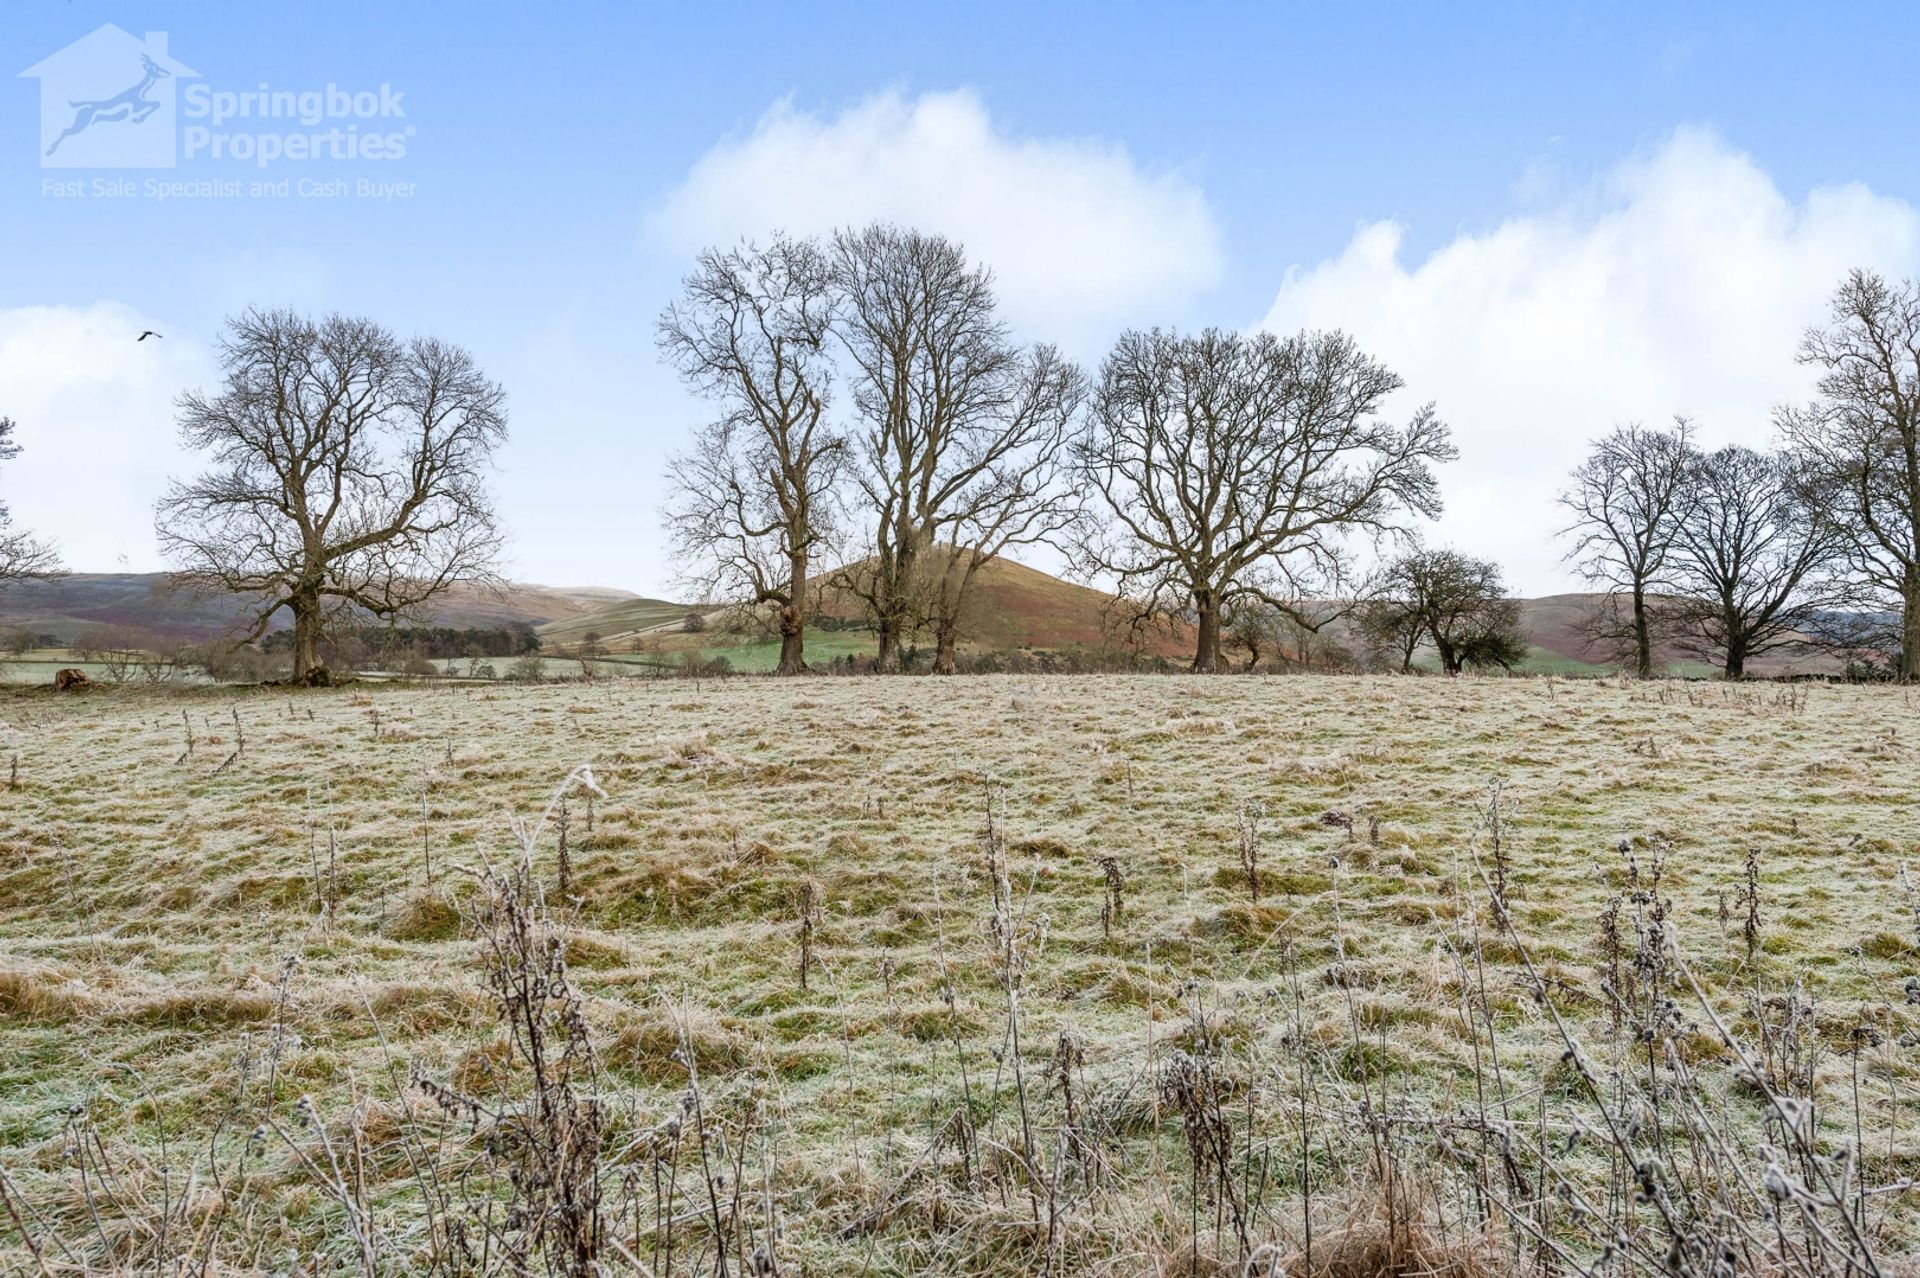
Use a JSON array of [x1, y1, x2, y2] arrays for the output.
[[814, 555, 1193, 658]]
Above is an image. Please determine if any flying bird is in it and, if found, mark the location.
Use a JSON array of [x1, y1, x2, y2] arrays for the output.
[[137, 330, 162, 341]]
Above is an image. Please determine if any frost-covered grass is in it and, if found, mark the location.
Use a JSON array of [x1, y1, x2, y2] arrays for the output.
[[1, 674, 1914, 1273]]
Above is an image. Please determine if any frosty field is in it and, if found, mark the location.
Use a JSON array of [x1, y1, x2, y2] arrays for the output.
[[1, 674, 1916, 1275]]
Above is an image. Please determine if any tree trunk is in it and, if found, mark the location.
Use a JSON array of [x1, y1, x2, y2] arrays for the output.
[[1631, 586, 1653, 679], [1903, 566, 1920, 682], [775, 554, 808, 676], [1192, 589, 1222, 672], [876, 536, 918, 674], [775, 605, 806, 675], [932, 622, 958, 675], [1720, 600, 1743, 681], [291, 595, 324, 684], [931, 551, 986, 678]]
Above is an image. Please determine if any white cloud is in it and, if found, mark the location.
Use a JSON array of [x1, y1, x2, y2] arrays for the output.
[[1258, 127, 1920, 596], [0, 302, 206, 571], [649, 88, 1222, 348]]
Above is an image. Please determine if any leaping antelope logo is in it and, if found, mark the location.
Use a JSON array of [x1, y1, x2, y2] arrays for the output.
[[45, 52, 170, 157]]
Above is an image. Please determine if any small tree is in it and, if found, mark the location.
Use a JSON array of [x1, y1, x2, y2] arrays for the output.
[[1074, 328, 1452, 671], [1668, 445, 1844, 678], [0, 627, 34, 657], [1356, 594, 1426, 673], [659, 236, 842, 676], [0, 418, 59, 583], [1222, 601, 1285, 672], [77, 625, 147, 685], [157, 309, 507, 684], [1370, 548, 1527, 675], [1558, 419, 1695, 678]]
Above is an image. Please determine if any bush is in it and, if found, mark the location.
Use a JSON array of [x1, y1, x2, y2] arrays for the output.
[[682, 612, 707, 633], [675, 652, 731, 678]]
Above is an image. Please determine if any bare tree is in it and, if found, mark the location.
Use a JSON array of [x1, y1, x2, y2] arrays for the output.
[[0, 418, 60, 584], [1778, 269, 1920, 677], [917, 346, 1085, 673], [1368, 547, 1527, 675], [1558, 418, 1695, 678], [76, 625, 148, 685], [1073, 327, 1452, 671], [156, 309, 507, 684], [830, 226, 986, 670], [830, 226, 1081, 673], [1668, 445, 1844, 679], [659, 236, 842, 675]]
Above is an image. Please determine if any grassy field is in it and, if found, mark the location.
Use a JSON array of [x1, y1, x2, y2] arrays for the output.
[[1, 674, 1916, 1274]]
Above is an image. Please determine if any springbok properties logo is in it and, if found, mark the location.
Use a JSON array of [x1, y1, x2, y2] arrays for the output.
[[21, 26, 195, 168], [21, 25, 413, 176]]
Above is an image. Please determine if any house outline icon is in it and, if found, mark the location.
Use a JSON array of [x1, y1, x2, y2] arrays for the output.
[[20, 26, 199, 169]]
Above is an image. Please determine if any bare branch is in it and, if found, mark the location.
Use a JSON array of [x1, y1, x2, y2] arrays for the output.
[[0, 418, 61, 584]]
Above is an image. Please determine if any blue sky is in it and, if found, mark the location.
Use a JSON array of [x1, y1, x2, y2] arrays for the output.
[[3, 2, 1917, 596]]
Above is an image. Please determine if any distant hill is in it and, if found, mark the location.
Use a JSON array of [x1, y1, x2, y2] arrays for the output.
[[0, 574, 638, 644], [0, 566, 1849, 675]]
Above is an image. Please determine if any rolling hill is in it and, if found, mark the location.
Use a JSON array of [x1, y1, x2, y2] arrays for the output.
[[0, 574, 639, 644], [0, 565, 1847, 676]]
